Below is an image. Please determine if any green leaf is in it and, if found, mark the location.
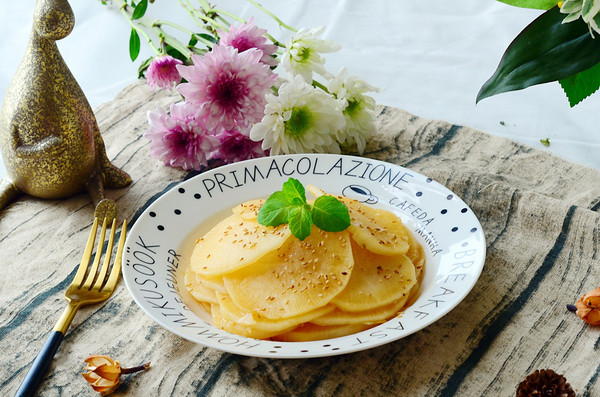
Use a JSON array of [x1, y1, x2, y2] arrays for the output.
[[477, 7, 600, 103], [257, 191, 293, 226], [129, 28, 141, 61], [137, 56, 153, 78], [496, 0, 558, 10], [282, 178, 307, 206], [165, 45, 187, 63], [196, 33, 218, 44], [559, 60, 600, 106], [131, 0, 148, 20], [311, 196, 351, 232], [288, 205, 313, 240], [256, 177, 351, 240], [561, 0, 583, 14], [581, 0, 600, 22]]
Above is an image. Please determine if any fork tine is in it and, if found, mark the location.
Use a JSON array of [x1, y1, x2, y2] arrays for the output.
[[102, 219, 127, 293], [92, 218, 117, 291], [82, 217, 108, 290], [72, 218, 99, 287]]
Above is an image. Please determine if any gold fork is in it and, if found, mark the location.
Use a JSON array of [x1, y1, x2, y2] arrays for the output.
[[15, 217, 127, 397]]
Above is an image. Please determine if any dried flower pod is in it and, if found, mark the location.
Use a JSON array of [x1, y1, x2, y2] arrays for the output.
[[516, 369, 575, 397], [575, 287, 600, 325], [82, 355, 150, 396]]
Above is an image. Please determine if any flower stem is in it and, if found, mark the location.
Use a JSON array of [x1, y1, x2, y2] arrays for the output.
[[121, 362, 151, 374], [196, 0, 213, 13], [245, 0, 297, 32], [154, 20, 215, 48], [194, 0, 239, 28], [155, 27, 193, 58], [210, 7, 246, 24], [111, 0, 291, 65], [179, 2, 209, 29], [117, 1, 161, 55], [266, 33, 285, 48], [115, 0, 198, 60], [181, 0, 227, 30], [312, 79, 330, 93], [154, 19, 194, 35]]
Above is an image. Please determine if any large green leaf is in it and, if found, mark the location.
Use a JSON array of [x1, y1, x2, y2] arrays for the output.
[[559, 61, 600, 106], [497, 0, 558, 10], [477, 7, 600, 103]]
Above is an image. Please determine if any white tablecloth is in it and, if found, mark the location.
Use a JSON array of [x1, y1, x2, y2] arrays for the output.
[[2, 0, 600, 177]]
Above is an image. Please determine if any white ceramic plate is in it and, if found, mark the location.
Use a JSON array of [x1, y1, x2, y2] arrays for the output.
[[122, 154, 485, 358]]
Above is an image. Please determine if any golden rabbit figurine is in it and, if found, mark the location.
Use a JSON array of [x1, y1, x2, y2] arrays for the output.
[[0, 0, 131, 220]]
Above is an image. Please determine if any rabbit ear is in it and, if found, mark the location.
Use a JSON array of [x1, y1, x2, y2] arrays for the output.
[[33, 0, 75, 41]]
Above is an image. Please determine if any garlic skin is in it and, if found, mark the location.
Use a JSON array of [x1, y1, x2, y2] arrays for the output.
[[82, 355, 122, 395], [82, 355, 150, 396], [575, 287, 600, 325]]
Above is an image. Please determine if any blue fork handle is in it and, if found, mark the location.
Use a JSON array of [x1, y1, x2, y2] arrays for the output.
[[15, 331, 64, 397]]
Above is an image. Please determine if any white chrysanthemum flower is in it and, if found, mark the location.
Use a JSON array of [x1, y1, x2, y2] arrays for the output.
[[327, 68, 380, 154], [250, 75, 346, 155], [281, 26, 341, 82], [560, 0, 600, 35]]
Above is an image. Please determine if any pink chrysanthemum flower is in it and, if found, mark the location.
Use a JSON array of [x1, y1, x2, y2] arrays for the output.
[[212, 129, 269, 164], [144, 102, 220, 171], [218, 18, 278, 67], [146, 55, 183, 91], [176, 45, 278, 132]]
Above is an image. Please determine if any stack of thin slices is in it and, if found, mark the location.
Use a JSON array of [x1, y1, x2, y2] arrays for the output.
[[184, 187, 425, 341]]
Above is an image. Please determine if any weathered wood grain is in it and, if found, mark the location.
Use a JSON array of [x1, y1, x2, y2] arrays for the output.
[[2, 80, 600, 396]]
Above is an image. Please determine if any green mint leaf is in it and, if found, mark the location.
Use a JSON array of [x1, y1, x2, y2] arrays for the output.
[[282, 178, 307, 206], [131, 0, 148, 20], [311, 196, 351, 232], [288, 204, 313, 240], [129, 28, 141, 61], [257, 177, 351, 240], [257, 191, 293, 226]]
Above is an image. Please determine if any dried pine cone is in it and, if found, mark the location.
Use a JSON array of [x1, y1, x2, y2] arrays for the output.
[[516, 369, 575, 397]]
